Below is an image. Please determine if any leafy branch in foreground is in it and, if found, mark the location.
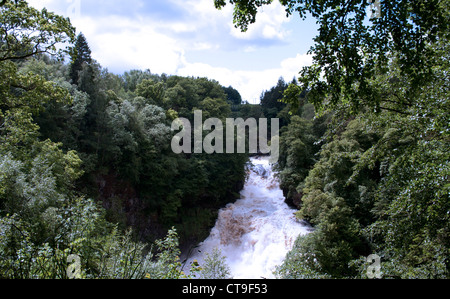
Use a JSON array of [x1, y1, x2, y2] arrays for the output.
[[0, 0, 75, 62], [216, 0, 450, 114]]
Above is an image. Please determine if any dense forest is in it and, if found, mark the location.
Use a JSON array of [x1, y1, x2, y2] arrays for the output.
[[1, 0, 449, 279], [0, 0, 252, 278], [228, 0, 449, 279]]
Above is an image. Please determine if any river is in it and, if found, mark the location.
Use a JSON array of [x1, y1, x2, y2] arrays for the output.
[[184, 156, 311, 279]]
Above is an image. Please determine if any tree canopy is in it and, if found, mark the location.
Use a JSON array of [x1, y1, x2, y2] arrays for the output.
[[216, 0, 450, 113], [0, 0, 75, 62], [0, 0, 448, 280], [69, 33, 92, 85], [0, 0, 247, 279], [212, 0, 450, 279]]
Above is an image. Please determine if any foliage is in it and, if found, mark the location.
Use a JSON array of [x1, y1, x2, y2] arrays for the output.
[[0, 0, 247, 279], [218, 0, 450, 114], [69, 33, 92, 85], [216, 0, 449, 279], [275, 58, 449, 279], [223, 85, 242, 106], [3, 0, 447, 280], [275, 115, 316, 205], [199, 248, 232, 279], [214, 0, 273, 31], [151, 228, 193, 279], [260, 77, 288, 119], [0, 0, 75, 62]]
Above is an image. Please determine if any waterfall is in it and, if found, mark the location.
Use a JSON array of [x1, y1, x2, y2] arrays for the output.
[[186, 156, 311, 279]]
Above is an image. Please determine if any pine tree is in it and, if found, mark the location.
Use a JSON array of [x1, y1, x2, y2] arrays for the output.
[[69, 33, 92, 85]]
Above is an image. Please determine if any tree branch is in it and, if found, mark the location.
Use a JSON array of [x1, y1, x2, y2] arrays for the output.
[[379, 106, 410, 115]]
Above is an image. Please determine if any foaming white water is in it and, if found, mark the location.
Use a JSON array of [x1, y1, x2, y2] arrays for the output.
[[187, 156, 311, 279]]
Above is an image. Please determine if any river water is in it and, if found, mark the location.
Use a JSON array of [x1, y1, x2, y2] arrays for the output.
[[185, 156, 311, 279]]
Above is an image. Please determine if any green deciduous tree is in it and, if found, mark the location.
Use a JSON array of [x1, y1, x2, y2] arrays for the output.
[[217, 0, 450, 114], [276, 115, 316, 206], [0, 0, 75, 62], [135, 79, 165, 107], [1, 0, 252, 280], [223, 85, 242, 106], [200, 248, 232, 279], [217, 0, 449, 279]]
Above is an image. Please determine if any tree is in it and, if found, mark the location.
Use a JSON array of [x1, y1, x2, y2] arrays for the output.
[[135, 79, 165, 107], [354, 46, 450, 277], [223, 86, 242, 106], [276, 53, 449, 278], [1, 0, 254, 280], [216, 0, 450, 114], [275, 195, 364, 279], [0, 0, 19, 6], [260, 77, 288, 118], [200, 248, 232, 279], [69, 33, 92, 85], [276, 115, 316, 207], [199, 97, 231, 120], [121, 69, 156, 93], [0, 0, 75, 62]]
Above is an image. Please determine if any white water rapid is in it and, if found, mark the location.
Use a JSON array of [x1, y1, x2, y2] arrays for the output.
[[186, 156, 311, 279]]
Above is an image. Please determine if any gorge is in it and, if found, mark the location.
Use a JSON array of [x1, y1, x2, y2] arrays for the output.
[[184, 156, 311, 279]]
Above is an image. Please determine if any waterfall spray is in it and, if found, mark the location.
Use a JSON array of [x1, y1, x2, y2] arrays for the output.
[[186, 156, 311, 279]]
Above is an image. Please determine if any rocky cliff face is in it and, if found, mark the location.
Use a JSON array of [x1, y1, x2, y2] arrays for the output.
[[93, 171, 246, 248], [95, 173, 166, 243], [282, 188, 303, 210]]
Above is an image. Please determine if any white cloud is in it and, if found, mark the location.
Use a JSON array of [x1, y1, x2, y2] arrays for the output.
[[178, 53, 313, 103], [27, 0, 314, 104], [192, 42, 219, 51], [167, 0, 233, 34], [244, 46, 257, 53], [229, 1, 291, 41], [72, 15, 185, 75], [281, 53, 314, 74], [167, 22, 196, 34]]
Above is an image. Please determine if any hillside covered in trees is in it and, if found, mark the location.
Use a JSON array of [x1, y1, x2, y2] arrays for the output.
[[0, 0, 251, 278], [219, 0, 449, 279]]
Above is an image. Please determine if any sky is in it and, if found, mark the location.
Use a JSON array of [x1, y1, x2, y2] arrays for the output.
[[28, 0, 319, 103]]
